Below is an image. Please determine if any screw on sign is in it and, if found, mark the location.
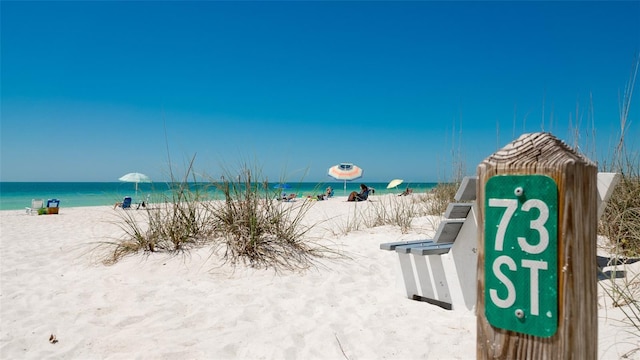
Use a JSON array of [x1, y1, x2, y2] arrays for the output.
[[484, 175, 558, 338]]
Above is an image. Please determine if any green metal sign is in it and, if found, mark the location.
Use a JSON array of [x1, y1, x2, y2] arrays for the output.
[[485, 175, 558, 337]]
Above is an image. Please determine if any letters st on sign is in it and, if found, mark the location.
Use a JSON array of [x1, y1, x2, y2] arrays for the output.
[[484, 175, 558, 338]]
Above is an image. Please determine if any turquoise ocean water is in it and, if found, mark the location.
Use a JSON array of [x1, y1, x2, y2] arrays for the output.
[[0, 182, 438, 211]]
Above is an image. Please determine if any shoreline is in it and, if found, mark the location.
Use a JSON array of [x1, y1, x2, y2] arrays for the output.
[[5, 192, 426, 214], [0, 182, 438, 211]]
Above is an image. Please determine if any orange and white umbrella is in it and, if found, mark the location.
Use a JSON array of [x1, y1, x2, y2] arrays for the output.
[[328, 163, 363, 194]]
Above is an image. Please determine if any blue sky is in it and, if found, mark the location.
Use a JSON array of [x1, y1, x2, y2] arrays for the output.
[[1, 1, 639, 183]]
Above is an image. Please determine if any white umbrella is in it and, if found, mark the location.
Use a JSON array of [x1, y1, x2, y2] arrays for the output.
[[119, 172, 151, 196], [328, 163, 363, 194], [387, 179, 404, 189]]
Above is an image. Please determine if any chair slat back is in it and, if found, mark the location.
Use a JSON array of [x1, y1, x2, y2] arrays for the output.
[[454, 176, 478, 202], [444, 203, 473, 219], [434, 219, 465, 244]]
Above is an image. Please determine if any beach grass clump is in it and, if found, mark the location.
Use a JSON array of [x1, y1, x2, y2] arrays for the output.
[[598, 143, 639, 349], [142, 157, 217, 253], [205, 167, 324, 271], [104, 178, 215, 265], [104, 161, 327, 271], [147, 183, 215, 251], [106, 210, 152, 264], [600, 175, 640, 258], [417, 182, 459, 216], [597, 56, 640, 355], [363, 195, 417, 233], [599, 57, 640, 258]]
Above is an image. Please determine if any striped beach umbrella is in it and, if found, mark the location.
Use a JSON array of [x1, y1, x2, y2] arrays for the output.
[[328, 163, 363, 194]]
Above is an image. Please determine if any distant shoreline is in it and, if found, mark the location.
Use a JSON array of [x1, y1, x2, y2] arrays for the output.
[[0, 182, 439, 211]]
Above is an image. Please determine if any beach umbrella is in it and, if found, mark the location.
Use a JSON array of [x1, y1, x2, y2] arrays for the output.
[[328, 163, 363, 194], [273, 184, 291, 196], [387, 179, 404, 189], [118, 172, 151, 196], [272, 183, 291, 190]]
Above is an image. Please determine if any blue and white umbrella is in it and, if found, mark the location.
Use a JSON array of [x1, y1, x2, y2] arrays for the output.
[[272, 183, 291, 190]]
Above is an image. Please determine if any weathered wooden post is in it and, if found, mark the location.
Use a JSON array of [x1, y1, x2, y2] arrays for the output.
[[477, 132, 598, 359]]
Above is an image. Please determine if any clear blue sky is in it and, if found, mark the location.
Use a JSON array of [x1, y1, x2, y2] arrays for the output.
[[2, 1, 639, 183]]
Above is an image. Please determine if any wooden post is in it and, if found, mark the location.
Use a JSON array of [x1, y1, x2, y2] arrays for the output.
[[477, 132, 598, 359]]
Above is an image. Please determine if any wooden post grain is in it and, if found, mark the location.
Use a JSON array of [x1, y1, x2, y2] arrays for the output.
[[477, 132, 598, 359]]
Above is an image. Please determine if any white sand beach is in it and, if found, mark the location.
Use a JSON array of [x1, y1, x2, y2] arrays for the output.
[[1, 195, 638, 359]]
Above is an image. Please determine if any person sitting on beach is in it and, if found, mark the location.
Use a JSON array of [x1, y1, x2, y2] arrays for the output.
[[399, 187, 413, 196], [281, 193, 297, 202], [326, 186, 334, 198], [347, 184, 372, 202], [317, 186, 335, 201]]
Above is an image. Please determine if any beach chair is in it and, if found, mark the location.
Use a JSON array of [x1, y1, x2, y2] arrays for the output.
[[114, 196, 133, 209], [349, 188, 373, 202], [380, 176, 478, 310], [46, 199, 60, 214], [597, 172, 621, 219], [380, 172, 621, 311], [26, 199, 44, 215]]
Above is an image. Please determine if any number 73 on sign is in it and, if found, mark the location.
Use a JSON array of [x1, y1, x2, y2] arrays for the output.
[[484, 175, 558, 338]]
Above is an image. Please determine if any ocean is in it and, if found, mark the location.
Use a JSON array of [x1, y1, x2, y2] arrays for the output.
[[0, 181, 438, 211]]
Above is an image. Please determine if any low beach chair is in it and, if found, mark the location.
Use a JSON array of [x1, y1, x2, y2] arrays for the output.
[[114, 196, 133, 209], [380, 176, 478, 310], [283, 193, 297, 202], [26, 199, 44, 215]]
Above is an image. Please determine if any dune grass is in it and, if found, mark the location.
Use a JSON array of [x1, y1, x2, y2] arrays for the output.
[[205, 167, 326, 271], [103, 158, 214, 264], [362, 195, 417, 233], [600, 176, 640, 258], [596, 57, 640, 355], [598, 57, 640, 258], [103, 163, 333, 271]]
